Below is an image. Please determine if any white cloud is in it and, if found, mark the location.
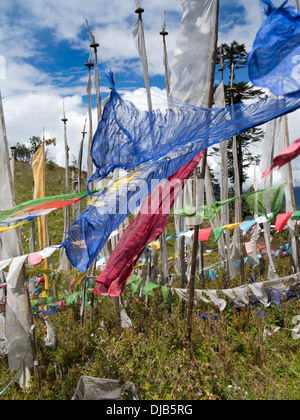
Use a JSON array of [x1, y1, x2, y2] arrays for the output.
[[3, 91, 92, 170]]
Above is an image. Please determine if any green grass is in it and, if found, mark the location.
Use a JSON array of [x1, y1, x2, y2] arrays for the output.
[[1, 161, 300, 400]]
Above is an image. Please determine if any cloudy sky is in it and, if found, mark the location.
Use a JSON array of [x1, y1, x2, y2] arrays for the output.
[[0, 0, 299, 190]]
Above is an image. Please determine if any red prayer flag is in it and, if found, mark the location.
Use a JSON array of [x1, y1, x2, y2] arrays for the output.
[[274, 211, 295, 232], [92, 150, 206, 297], [198, 227, 213, 242], [56, 300, 67, 311], [262, 138, 300, 178]]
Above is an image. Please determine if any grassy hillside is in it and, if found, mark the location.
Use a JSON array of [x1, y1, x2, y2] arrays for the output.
[[1, 161, 300, 400]]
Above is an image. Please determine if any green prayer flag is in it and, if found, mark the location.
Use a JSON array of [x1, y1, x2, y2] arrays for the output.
[[214, 227, 225, 242], [126, 273, 140, 285], [244, 183, 286, 217], [65, 292, 81, 307], [142, 281, 161, 295], [161, 286, 172, 308], [291, 210, 300, 220], [131, 277, 147, 294], [174, 205, 197, 217], [202, 197, 237, 221], [174, 197, 237, 221]]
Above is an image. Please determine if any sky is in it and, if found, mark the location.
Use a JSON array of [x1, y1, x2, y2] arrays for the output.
[[0, 0, 300, 191]]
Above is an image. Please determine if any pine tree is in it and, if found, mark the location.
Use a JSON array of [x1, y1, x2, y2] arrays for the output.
[[215, 41, 265, 193]]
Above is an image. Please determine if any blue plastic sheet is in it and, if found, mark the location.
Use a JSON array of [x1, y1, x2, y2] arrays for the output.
[[248, 0, 300, 96]]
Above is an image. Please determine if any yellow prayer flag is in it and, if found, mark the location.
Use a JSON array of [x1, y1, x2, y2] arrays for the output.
[[32, 144, 49, 290], [148, 240, 160, 250], [222, 222, 242, 231]]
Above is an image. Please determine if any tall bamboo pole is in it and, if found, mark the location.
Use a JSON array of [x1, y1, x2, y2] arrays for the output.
[[160, 10, 171, 105], [228, 62, 245, 285], [62, 103, 69, 194], [159, 10, 172, 286], [61, 103, 70, 231], [186, 0, 219, 342], [78, 118, 87, 195], [85, 19, 102, 123], [85, 56, 94, 181]]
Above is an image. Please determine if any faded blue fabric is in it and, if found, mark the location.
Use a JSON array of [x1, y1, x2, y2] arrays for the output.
[[88, 72, 300, 188], [248, 0, 300, 96], [64, 145, 202, 272], [239, 219, 257, 233], [64, 73, 300, 272]]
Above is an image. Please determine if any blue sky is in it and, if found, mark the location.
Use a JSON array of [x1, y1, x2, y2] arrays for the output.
[[0, 0, 299, 185]]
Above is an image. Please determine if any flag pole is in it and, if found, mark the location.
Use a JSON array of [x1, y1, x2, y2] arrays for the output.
[[160, 10, 171, 106], [159, 10, 172, 286], [228, 61, 246, 285], [134, 1, 153, 112], [61, 104, 70, 230], [78, 118, 87, 196], [186, 0, 219, 342], [85, 55, 94, 182], [85, 19, 102, 123]]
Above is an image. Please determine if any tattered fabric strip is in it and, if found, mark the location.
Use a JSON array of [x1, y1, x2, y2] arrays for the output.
[[174, 273, 300, 312]]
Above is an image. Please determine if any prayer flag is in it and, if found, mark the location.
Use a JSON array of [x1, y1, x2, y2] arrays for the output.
[[89, 73, 300, 187], [32, 145, 47, 251], [275, 211, 295, 232], [214, 227, 225, 242], [198, 227, 213, 242], [248, 0, 300, 96], [0, 94, 33, 383], [262, 138, 300, 178], [291, 210, 300, 219], [0, 191, 90, 229], [244, 183, 286, 217], [92, 150, 205, 297], [170, 0, 217, 107], [64, 141, 206, 272], [239, 219, 257, 233]]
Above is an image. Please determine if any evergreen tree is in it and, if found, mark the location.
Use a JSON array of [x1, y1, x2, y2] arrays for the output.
[[215, 41, 265, 193]]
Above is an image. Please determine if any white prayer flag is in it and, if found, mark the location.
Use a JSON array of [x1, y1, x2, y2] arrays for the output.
[[170, 0, 217, 108]]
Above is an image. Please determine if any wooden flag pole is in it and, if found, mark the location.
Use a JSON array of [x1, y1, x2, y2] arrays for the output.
[[85, 56, 94, 181], [186, 0, 219, 342], [159, 10, 172, 286], [229, 62, 245, 285], [85, 19, 102, 123], [160, 10, 171, 106], [61, 104, 70, 232], [78, 118, 87, 196]]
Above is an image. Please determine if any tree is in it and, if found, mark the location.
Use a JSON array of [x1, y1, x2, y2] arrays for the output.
[[215, 41, 265, 193], [28, 136, 43, 154], [12, 136, 55, 163], [13, 142, 32, 162]]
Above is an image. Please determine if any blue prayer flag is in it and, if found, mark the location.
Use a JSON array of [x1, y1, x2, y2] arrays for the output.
[[64, 75, 300, 272], [248, 0, 300, 96]]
